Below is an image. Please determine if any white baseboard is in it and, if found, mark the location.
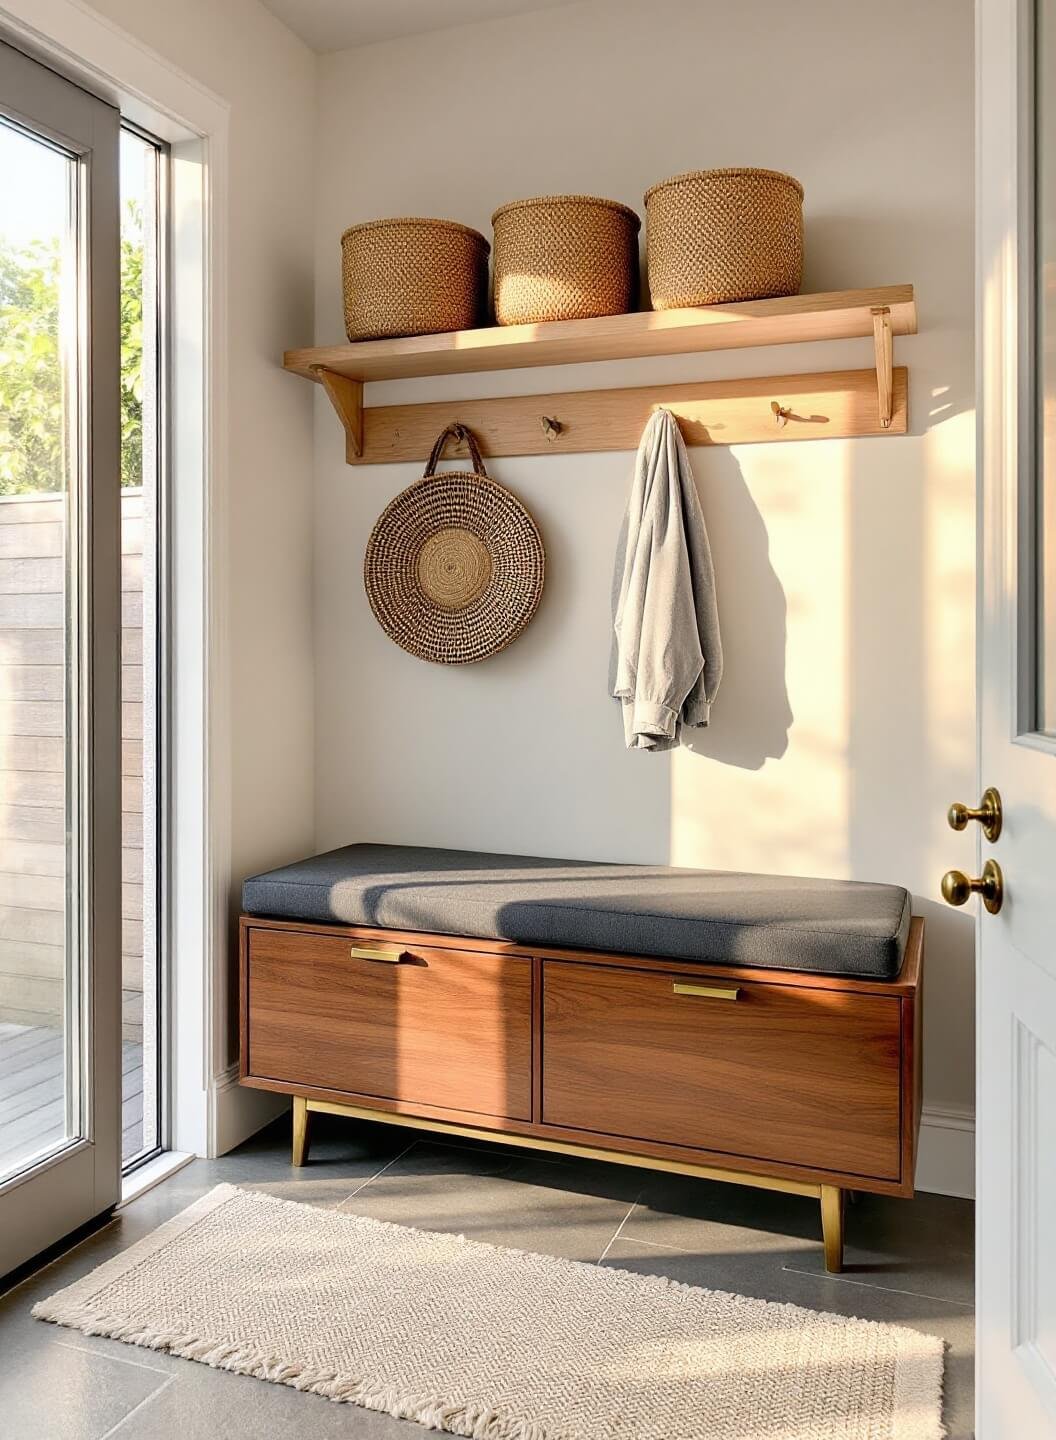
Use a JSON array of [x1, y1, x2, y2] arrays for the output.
[[915, 1104, 975, 1199], [210, 1068, 289, 1158]]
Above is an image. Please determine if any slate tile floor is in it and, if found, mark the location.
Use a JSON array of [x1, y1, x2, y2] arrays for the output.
[[0, 1113, 975, 1439]]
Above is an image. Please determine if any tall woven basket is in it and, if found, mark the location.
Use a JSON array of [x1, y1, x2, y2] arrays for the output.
[[341, 217, 489, 341], [491, 195, 640, 326], [644, 168, 803, 309]]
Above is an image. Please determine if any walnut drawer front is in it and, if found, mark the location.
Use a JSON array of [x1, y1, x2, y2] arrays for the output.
[[246, 928, 532, 1121], [542, 961, 903, 1181]]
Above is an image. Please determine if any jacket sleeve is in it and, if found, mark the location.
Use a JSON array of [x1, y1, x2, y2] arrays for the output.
[[676, 429, 723, 728]]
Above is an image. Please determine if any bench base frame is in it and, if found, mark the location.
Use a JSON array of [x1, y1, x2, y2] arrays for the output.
[[291, 1093, 847, 1274]]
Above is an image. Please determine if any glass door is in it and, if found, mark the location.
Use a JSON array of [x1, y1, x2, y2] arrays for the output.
[[0, 40, 122, 1276], [119, 123, 166, 1172]]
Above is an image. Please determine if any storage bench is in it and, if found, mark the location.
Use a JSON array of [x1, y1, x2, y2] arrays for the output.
[[239, 844, 922, 1273]]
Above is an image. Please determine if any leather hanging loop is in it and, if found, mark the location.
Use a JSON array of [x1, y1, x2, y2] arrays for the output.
[[422, 423, 488, 478]]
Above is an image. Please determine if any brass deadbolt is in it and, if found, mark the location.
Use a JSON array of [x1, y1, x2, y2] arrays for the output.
[[941, 858, 1004, 915], [947, 786, 1002, 843]]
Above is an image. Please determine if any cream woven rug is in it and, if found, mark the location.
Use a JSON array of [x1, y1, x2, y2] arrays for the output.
[[33, 1183, 944, 1439]]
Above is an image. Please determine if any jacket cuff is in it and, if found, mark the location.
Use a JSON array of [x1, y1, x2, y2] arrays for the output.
[[682, 696, 712, 728], [631, 699, 679, 740]]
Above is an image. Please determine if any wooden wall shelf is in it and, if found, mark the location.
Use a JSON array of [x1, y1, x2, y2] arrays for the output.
[[284, 284, 916, 464]]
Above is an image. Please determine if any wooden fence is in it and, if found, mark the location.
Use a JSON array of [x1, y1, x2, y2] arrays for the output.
[[0, 489, 147, 1043]]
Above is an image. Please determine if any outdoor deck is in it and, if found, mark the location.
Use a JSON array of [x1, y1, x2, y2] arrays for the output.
[[0, 1022, 144, 1173]]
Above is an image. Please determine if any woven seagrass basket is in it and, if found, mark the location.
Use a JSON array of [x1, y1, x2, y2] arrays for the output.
[[341, 217, 490, 341], [491, 194, 640, 326], [644, 168, 803, 309], [364, 425, 545, 665]]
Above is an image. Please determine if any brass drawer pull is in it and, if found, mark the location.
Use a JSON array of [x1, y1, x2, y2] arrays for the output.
[[672, 982, 740, 1001], [350, 945, 406, 964]]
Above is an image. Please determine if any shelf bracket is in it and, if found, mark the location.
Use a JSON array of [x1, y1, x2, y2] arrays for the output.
[[312, 366, 363, 459], [871, 306, 893, 429]]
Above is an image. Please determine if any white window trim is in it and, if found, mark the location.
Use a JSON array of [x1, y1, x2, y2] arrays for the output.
[[0, 0, 232, 1158]]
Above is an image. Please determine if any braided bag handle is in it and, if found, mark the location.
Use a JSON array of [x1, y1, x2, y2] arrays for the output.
[[422, 423, 489, 478]]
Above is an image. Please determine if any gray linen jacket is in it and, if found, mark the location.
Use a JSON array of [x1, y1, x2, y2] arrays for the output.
[[609, 408, 723, 750]]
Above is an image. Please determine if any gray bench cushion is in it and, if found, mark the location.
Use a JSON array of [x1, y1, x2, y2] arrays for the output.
[[242, 843, 911, 980]]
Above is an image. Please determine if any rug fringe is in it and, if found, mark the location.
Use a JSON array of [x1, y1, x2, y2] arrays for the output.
[[31, 1298, 553, 1440], [892, 1328, 947, 1440]]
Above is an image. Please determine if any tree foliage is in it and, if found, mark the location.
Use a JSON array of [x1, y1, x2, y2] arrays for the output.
[[0, 200, 146, 495], [119, 208, 144, 490], [0, 236, 63, 493]]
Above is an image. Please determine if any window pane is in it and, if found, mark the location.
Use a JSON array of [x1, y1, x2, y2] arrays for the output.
[[0, 118, 81, 1180], [119, 127, 162, 1167]]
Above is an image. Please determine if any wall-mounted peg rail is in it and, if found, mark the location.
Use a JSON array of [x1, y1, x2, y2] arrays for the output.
[[285, 285, 916, 466], [325, 367, 906, 465]]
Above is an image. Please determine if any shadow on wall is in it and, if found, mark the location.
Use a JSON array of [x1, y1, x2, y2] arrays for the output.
[[680, 446, 793, 770], [805, 213, 974, 403]]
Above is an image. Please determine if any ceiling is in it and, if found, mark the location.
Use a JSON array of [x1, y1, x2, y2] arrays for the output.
[[260, 0, 585, 54]]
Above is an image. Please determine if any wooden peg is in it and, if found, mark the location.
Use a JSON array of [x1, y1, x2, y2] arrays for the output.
[[312, 366, 364, 459], [871, 307, 893, 429]]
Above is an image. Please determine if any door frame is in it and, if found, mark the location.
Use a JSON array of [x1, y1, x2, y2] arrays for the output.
[[0, 0, 237, 1163], [0, 39, 122, 1273]]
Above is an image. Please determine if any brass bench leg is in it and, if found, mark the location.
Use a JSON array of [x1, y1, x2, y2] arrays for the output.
[[292, 1095, 312, 1167], [820, 1184, 845, 1273]]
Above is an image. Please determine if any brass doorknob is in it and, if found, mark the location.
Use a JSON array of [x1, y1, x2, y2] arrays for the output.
[[947, 786, 1002, 842], [941, 858, 1004, 914]]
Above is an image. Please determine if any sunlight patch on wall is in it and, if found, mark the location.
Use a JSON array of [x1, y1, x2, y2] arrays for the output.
[[923, 406, 976, 842], [669, 439, 851, 878]]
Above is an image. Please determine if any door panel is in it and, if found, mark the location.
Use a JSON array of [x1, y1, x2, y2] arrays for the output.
[[976, 1, 1056, 1431], [0, 40, 121, 1277]]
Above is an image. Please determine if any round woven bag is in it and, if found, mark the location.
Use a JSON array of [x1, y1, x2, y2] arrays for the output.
[[364, 425, 545, 665]]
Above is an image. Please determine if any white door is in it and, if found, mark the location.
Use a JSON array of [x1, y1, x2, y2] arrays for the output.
[[975, 0, 1056, 1433], [0, 41, 123, 1275]]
